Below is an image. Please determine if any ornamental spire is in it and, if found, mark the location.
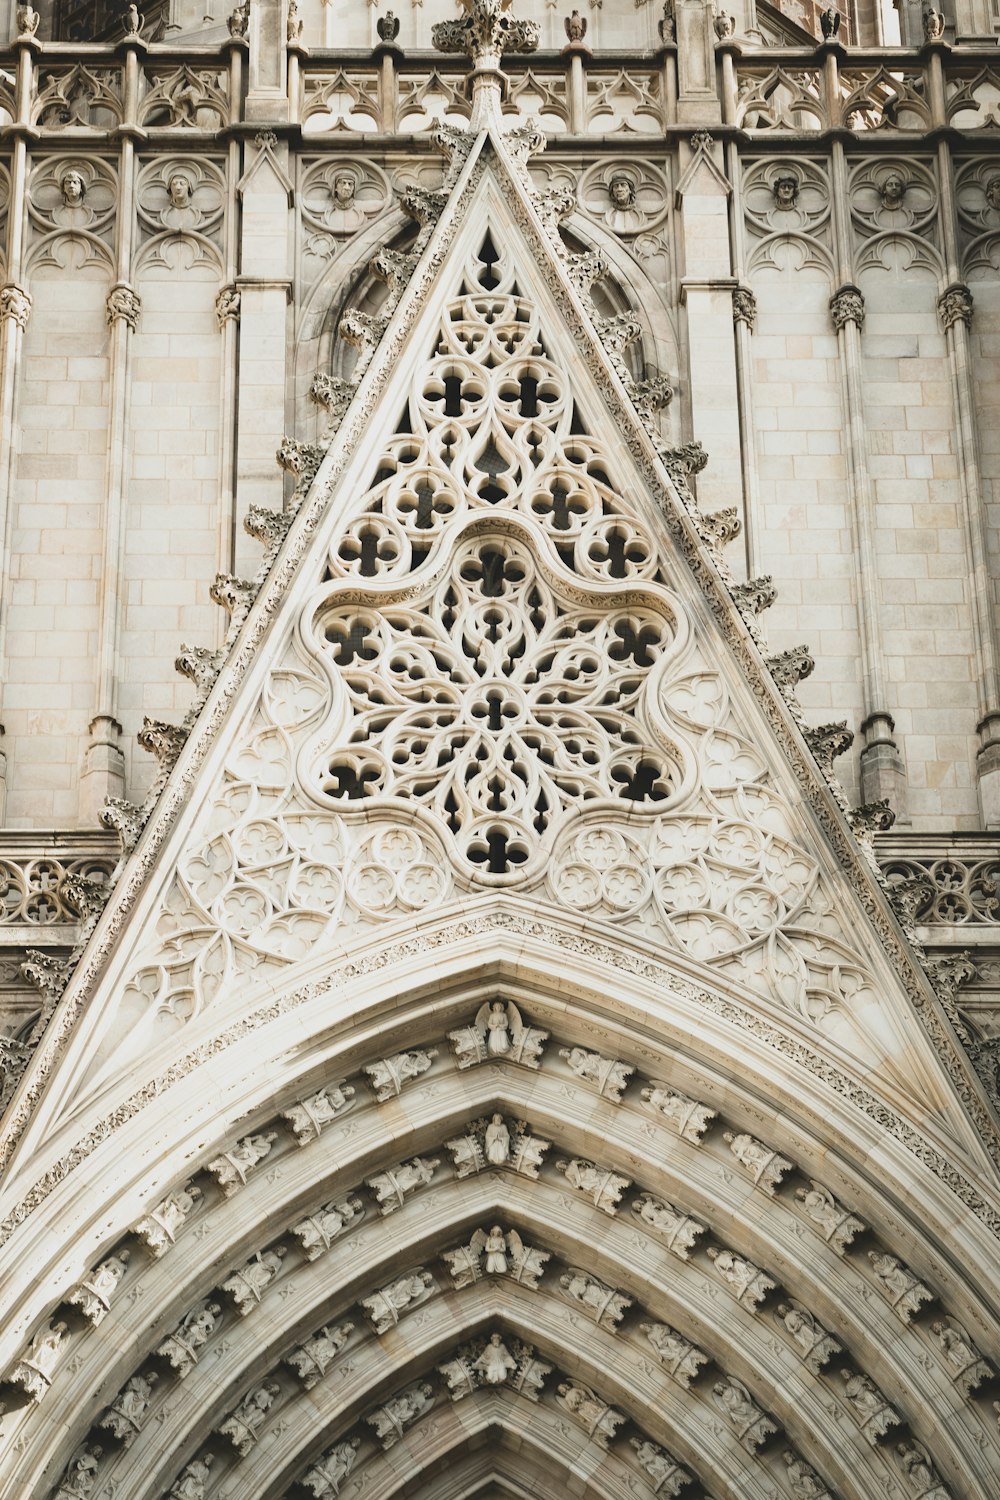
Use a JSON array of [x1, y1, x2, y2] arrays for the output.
[[432, 0, 540, 127]]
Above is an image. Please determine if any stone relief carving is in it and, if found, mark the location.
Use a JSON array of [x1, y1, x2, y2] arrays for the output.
[[28, 157, 117, 242], [362, 1269, 435, 1334], [783, 1451, 833, 1500], [156, 1299, 223, 1377], [742, 157, 833, 273], [365, 1380, 435, 1448], [291, 1194, 364, 1260], [775, 1300, 842, 1373], [706, 1246, 776, 1311], [441, 1224, 550, 1288], [723, 1130, 793, 1195], [632, 1192, 706, 1259], [133, 1181, 202, 1256], [135, 157, 226, 255], [896, 1440, 949, 1500], [284, 1322, 354, 1389], [301, 158, 392, 258], [35, 65, 123, 130], [556, 1156, 631, 1214], [365, 1154, 440, 1214], [53, 1442, 104, 1499], [301, 1439, 361, 1499], [98, 1372, 158, 1447], [712, 1377, 776, 1452], [205, 1130, 278, 1197], [839, 1368, 901, 1444], [363, 1046, 438, 1101], [630, 1437, 693, 1497], [559, 1267, 632, 1330], [640, 1084, 716, 1142], [438, 1332, 533, 1398], [8, 1319, 69, 1400], [557, 1381, 627, 1447], [929, 1319, 992, 1396], [448, 1000, 548, 1070], [867, 1251, 934, 1322], [140, 66, 228, 129], [66, 1250, 130, 1326], [559, 1045, 634, 1101], [220, 1247, 287, 1316], [578, 159, 669, 235], [794, 1181, 867, 1253], [640, 1322, 710, 1386], [168, 1456, 214, 1500], [280, 1081, 356, 1144], [217, 1380, 282, 1455], [446, 1114, 550, 1178]]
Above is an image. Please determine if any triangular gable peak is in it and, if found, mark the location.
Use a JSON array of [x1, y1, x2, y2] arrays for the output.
[[2, 130, 994, 1201]]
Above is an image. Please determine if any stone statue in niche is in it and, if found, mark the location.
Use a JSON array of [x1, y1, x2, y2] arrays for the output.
[[441, 1224, 550, 1288], [930, 1319, 992, 1395], [9, 1319, 70, 1400], [362, 1269, 434, 1335], [54, 1443, 104, 1498], [365, 1154, 440, 1214], [556, 1157, 631, 1214], [712, 1378, 776, 1452], [67, 1250, 130, 1326], [302, 1440, 360, 1499], [366, 1381, 435, 1448], [446, 1116, 549, 1179], [632, 1192, 706, 1259], [580, 161, 668, 235], [794, 1181, 867, 1253], [706, 1246, 775, 1310], [301, 160, 391, 242], [221, 1247, 287, 1315], [640, 1083, 716, 1142], [560, 1268, 632, 1330], [448, 998, 548, 1069], [867, 1251, 934, 1322], [136, 159, 225, 236], [364, 1047, 438, 1101], [133, 1181, 202, 1256], [775, 1300, 842, 1373], [61, 169, 86, 206], [156, 1299, 223, 1377], [559, 1045, 634, 1102], [281, 1081, 356, 1144], [98, 1373, 159, 1447], [168, 1456, 214, 1500], [218, 1380, 282, 1455], [285, 1323, 353, 1389], [291, 1194, 364, 1260], [556, 1383, 626, 1448], [639, 1322, 709, 1386], [630, 1438, 691, 1498], [206, 1130, 277, 1197]]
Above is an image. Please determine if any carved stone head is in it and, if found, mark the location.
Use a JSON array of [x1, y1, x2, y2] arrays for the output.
[[609, 173, 636, 209], [333, 172, 357, 207], [879, 171, 907, 210], [167, 173, 192, 208], [985, 176, 1000, 213], [772, 173, 799, 210], [60, 169, 86, 206]]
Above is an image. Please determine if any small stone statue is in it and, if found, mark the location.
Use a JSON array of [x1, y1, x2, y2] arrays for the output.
[[839, 1368, 901, 1444], [218, 1380, 282, 1455], [559, 1045, 634, 1102], [556, 1382, 626, 1448], [556, 1157, 631, 1214], [922, 5, 945, 40], [794, 1181, 866, 1254], [364, 1047, 437, 1101], [67, 1250, 130, 1326], [362, 1269, 434, 1334], [98, 1372, 158, 1447], [820, 6, 840, 37], [783, 1451, 834, 1500], [281, 1081, 355, 1144], [221, 1247, 286, 1315], [285, 1322, 354, 1389], [867, 1251, 934, 1322], [54, 1443, 103, 1499], [565, 9, 587, 43], [133, 1181, 202, 1257], [640, 1084, 716, 1142], [930, 1319, 992, 1395], [446, 1117, 549, 1179], [632, 1192, 706, 1260], [484, 1111, 511, 1164], [723, 1130, 793, 1195], [776, 1300, 842, 1374], [441, 1224, 550, 1289], [16, 4, 40, 36], [123, 3, 143, 35], [287, 0, 303, 40], [227, 1, 249, 38], [560, 1268, 631, 1330], [706, 1246, 776, 1311], [630, 1437, 692, 1497], [448, 998, 547, 1070], [168, 1455, 214, 1500], [365, 1381, 434, 1448], [897, 1440, 949, 1500], [639, 1322, 710, 1387], [156, 1299, 222, 1377], [474, 1332, 518, 1384], [9, 1319, 70, 1400], [376, 10, 401, 43], [365, 1154, 440, 1214], [712, 1378, 776, 1452], [302, 1439, 360, 1499], [206, 1130, 278, 1196], [292, 1194, 364, 1260]]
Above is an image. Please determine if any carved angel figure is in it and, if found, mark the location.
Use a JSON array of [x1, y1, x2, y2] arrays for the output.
[[206, 1131, 278, 1197], [867, 1252, 934, 1322], [723, 1131, 793, 1195], [365, 1380, 434, 1448], [133, 1181, 202, 1256], [54, 1443, 104, 1499], [706, 1247, 775, 1311], [556, 1382, 626, 1448], [560, 1268, 632, 1330], [776, 1301, 842, 1374], [630, 1437, 692, 1497], [474, 1332, 518, 1384], [556, 1157, 631, 1214], [632, 1193, 705, 1259], [292, 1194, 364, 1260], [447, 998, 548, 1070], [640, 1322, 709, 1387], [783, 1451, 833, 1500], [930, 1319, 991, 1395], [156, 1299, 222, 1377], [640, 1084, 716, 1142], [67, 1250, 130, 1326], [168, 1455, 214, 1500], [98, 1372, 158, 1446], [442, 1224, 550, 1289], [897, 1440, 948, 1499], [364, 1047, 438, 1102], [281, 1081, 356, 1144], [559, 1046, 634, 1102], [839, 1368, 901, 1444], [712, 1378, 776, 1452], [221, 1247, 286, 1315], [218, 1379, 281, 1455], [794, 1182, 866, 1254], [285, 1322, 353, 1389], [446, 1117, 549, 1180], [365, 1155, 440, 1214], [9, 1319, 70, 1400], [362, 1270, 434, 1335], [302, 1438, 360, 1499]]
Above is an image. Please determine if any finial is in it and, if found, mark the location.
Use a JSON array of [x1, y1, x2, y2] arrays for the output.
[[432, 0, 540, 127]]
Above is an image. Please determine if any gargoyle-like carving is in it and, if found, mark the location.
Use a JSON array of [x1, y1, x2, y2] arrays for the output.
[[438, 1332, 537, 1399], [245, 504, 295, 550], [364, 1047, 438, 1102], [291, 1194, 364, 1261], [640, 1322, 710, 1387], [156, 1300, 222, 1377], [559, 1046, 634, 1102], [67, 1250, 130, 1326], [930, 1319, 992, 1396], [137, 718, 187, 772], [0, 285, 32, 329], [560, 1268, 632, 1330], [867, 1252, 934, 1323], [723, 1130, 793, 1195], [284, 1323, 353, 1389], [922, 5, 945, 39], [276, 437, 325, 489], [215, 286, 240, 327], [8, 1319, 69, 1401], [712, 1378, 776, 1452], [210, 573, 256, 616], [365, 1155, 440, 1214], [175, 645, 223, 692], [441, 1224, 550, 1289], [896, 1440, 949, 1500], [848, 800, 896, 837], [632, 1193, 706, 1259], [561, 250, 607, 297], [706, 1247, 775, 1311], [776, 1301, 842, 1374], [100, 797, 145, 854], [21, 949, 71, 1009], [309, 372, 354, 428], [362, 1269, 435, 1335], [446, 1114, 550, 1179], [533, 186, 576, 235], [168, 1455, 214, 1499], [448, 998, 548, 1070], [281, 1081, 356, 1144], [732, 576, 776, 615], [557, 1382, 627, 1448], [630, 1437, 693, 1496], [205, 1130, 278, 1197], [657, 440, 709, 500], [133, 1181, 202, 1256], [399, 186, 450, 226], [714, 10, 736, 37], [221, 1248, 286, 1316], [301, 1439, 360, 1499], [839, 1368, 901, 1444], [783, 1451, 833, 1500], [218, 1380, 282, 1456], [366, 1381, 435, 1448], [795, 1181, 867, 1253], [766, 646, 814, 691], [54, 1443, 104, 1499], [98, 1373, 158, 1448], [557, 1157, 631, 1214], [697, 507, 741, 549], [640, 1084, 716, 1143], [804, 722, 855, 771], [370, 247, 419, 293], [106, 285, 141, 330]]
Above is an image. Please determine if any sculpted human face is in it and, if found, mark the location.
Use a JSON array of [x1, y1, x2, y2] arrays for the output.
[[773, 174, 798, 208], [61, 170, 85, 206], [168, 174, 192, 207], [333, 173, 356, 206], [985, 176, 1000, 212], [609, 174, 635, 209], [881, 172, 906, 207]]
